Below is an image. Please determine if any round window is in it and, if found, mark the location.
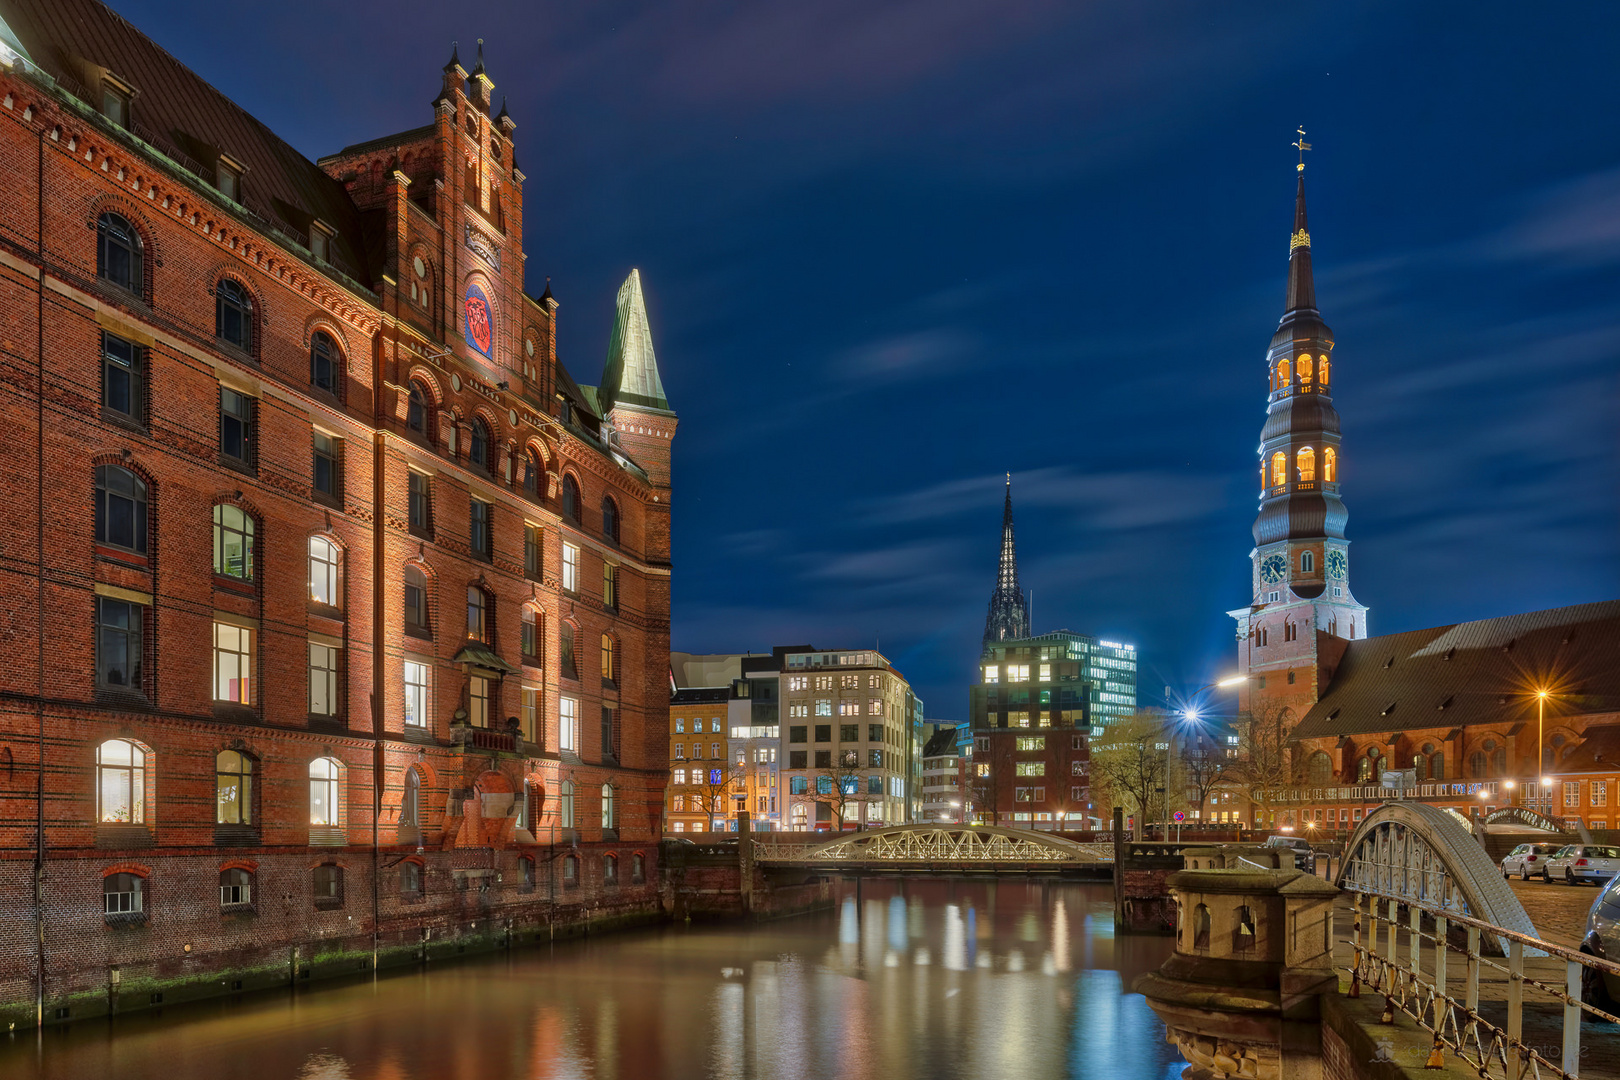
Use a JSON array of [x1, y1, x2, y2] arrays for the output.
[[1483, 739, 1497, 752], [413, 256, 426, 278]]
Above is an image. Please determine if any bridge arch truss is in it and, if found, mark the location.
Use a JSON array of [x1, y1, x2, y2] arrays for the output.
[[754, 825, 1112, 869]]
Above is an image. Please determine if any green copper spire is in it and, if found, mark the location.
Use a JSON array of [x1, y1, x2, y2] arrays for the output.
[[600, 268, 670, 413]]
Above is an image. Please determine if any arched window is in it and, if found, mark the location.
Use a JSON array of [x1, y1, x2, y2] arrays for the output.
[[309, 535, 340, 606], [1413, 754, 1428, 782], [1319, 356, 1330, 385], [219, 867, 252, 907], [601, 496, 620, 544], [466, 586, 489, 644], [1323, 447, 1337, 483], [407, 382, 430, 435], [1269, 452, 1286, 488], [1193, 903, 1211, 949], [404, 565, 430, 636], [216, 750, 253, 825], [1297, 447, 1315, 482], [601, 633, 616, 683], [97, 212, 144, 295], [1431, 753, 1445, 781], [1357, 753, 1375, 783], [1306, 751, 1332, 785], [97, 739, 147, 823], [216, 278, 254, 353], [522, 449, 542, 499], [604, 853, 619, 885], [1468, 750, 1487, 777], [103, 872, 144, 916], [213, 504, 254, 581], [1276, 358, 1291, 388], [1297, 355, 1313, 385], [632, 852, 646, 884], [561, 474, 580, 521], [1301, 551, 1315, 574], [95, 464, 147, 553], [469, 417, 491, 472], [402, 766, 421, 827], [310, 332, 341, 395], [560, 780, 575, 829], [602, 783, 616, 830], [560, 622, 577, 679], [309, 758, 342, 826]]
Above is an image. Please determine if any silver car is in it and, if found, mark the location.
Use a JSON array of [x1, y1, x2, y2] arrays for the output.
[[1543, 844, 1620, 886], [1579, 876, 1620, 1005], [1501, 842, 1562, 880]]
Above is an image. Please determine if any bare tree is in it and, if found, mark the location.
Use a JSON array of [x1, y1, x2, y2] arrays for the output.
[[1226, 703, 1295, 828], [1179, 742, 1231, 823], [807, 750, 868, 830], [691, 759, 747, 832], [1090, 712, 1171, 840]]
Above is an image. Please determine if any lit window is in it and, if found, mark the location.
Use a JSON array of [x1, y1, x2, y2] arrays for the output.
[[308, 758, 341, 826], [1297, 354, 1313, 384], [1297, 446, 1315, 482], [984, 666, 999, 683], [1016, 762, 1045, 776], [560, 779, 576, 827], [1323, 447, 1337, 483], [216, 750, 253, 824], [602, 562, 617, 609], [404, 661, 430, 728], [1319, 356, 1331, 385], [469, 675, 491, 727], [309, 535, 340, 605], [1276, 357, 1291, 387], [1270, 452, 1286, 488], [308, 642, 340, 716], [602, 784, 616, 830], [466, 586, 488, 643], [562, 542, 579, 592], [601, 634, 616, 683], [213, 622, 252, 703], [96, 739, 146, 823], [560, 697, 579, 752]]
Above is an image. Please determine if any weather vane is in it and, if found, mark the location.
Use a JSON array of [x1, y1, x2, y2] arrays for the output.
[[1293, 127, 1312, 172]]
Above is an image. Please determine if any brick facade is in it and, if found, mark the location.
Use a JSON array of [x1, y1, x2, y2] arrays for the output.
[[0, 2, 672, 1027]]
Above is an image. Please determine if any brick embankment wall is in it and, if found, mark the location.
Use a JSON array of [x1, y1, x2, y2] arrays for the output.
[[0, 844, 663, 1029], [663, 862, 833, 921], [1118, 866, 1177, 934]]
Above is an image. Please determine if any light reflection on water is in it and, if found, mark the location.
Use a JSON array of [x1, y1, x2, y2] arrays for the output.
[[6, 879, 1185, 1080]]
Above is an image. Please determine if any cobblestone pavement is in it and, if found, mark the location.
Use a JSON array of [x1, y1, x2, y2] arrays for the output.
[[1504, 873, 1606, 949]]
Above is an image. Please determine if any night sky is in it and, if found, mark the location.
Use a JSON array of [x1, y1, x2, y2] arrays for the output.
[[113, 1, 1619, 718]]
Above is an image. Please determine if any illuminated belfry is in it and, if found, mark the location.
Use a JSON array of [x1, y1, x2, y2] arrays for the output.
[[982, 475, 1031, 649], [1231, 137, 1369, 714]]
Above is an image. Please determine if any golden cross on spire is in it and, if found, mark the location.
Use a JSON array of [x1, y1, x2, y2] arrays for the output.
[[1293, 127, 1312, 173]]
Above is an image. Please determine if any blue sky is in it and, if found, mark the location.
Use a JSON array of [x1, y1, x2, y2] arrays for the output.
[[117, 0, 1620, 718]]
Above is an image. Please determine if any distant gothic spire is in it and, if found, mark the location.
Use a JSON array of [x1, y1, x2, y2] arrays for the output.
[[983, 475, 1031, 649]]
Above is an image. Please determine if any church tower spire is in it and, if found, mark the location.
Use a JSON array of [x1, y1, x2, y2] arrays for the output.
[[1230, 139, 1368, 718], [983, 475, 1031, 649]]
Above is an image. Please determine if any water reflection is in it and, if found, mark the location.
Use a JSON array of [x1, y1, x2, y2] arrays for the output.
[[7, 880, 1183, 1080]]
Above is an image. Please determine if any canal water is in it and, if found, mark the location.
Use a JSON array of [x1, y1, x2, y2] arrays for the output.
[[5, 880, 1186, 1080]]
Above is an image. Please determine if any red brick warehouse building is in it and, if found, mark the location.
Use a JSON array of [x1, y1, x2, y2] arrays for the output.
[[0, 0, 676, 1026]]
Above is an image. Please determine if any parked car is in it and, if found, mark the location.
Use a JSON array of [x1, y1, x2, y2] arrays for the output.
[[1542, 845, 1620, 885], [1578, 875, 1620, 1006], [1501, 843, 1563, 880], [1262, 834, 1317, 874]]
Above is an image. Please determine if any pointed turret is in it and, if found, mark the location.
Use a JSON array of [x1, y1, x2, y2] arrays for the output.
[[600, 269, 670, 413], [471, 39, 487, 77], [443, 41, 462, 73], [982, 476, 1031, 650]]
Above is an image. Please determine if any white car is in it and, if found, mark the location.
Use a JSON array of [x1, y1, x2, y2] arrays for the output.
[[1501, 842, 1563, 880], [1542, 844, 1620, 886]]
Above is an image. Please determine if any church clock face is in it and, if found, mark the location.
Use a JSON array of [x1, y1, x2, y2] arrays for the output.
[[1326, 550, 1347, 580], [1260, 553, 1288, 584]]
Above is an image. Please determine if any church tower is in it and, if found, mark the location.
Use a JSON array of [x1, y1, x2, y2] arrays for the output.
[[983, 476, 1032, 650], [1230, 149, 1368, 720]]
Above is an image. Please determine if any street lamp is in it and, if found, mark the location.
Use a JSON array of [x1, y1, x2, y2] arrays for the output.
[[1169, 674, 1253, 838]]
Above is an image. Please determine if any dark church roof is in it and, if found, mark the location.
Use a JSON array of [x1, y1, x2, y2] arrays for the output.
[[1290, 600, 1620, 742], [7, 0, 374, 286], [672, 687, 729, 706]]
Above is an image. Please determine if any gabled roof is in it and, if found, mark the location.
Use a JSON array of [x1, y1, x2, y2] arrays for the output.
[[922, 727, 959, 758], [1290, 600, 1620, 742], [9, 0, 374, 285]]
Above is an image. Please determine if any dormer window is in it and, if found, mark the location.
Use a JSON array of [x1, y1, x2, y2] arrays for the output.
[[309, 222, 333, 263], [216, 157, 244, 203], [101, 79, 132, 130]]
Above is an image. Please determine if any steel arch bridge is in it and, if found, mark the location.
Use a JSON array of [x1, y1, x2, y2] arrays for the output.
[[752, 825, 1113, 872], [1335, 802, 1542, 952]]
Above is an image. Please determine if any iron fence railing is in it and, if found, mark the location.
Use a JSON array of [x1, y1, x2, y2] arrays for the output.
[[1347, 888, 1620, 1078]]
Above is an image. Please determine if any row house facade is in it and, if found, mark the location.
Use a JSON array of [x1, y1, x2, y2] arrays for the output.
[[0, 0, 675, 1027]]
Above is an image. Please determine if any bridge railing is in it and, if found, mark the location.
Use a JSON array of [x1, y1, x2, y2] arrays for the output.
[[1348, 886, 1620, 1078]]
